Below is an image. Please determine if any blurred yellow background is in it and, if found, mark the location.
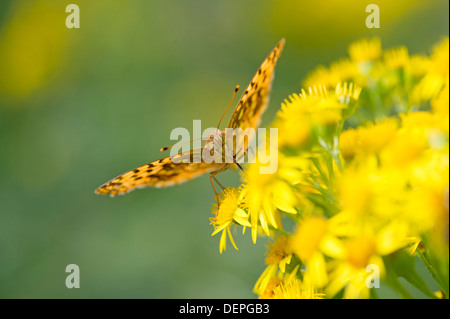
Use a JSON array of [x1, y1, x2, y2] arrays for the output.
[[0, 0, 448, 298]]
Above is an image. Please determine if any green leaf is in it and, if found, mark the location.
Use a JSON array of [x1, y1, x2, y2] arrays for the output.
[[384, 251, 437, 299]]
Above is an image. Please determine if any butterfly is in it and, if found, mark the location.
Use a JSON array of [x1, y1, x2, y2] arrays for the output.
[[95, 39, 285, 197]]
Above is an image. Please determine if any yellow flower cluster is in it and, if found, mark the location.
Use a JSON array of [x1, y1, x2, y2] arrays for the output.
[[210, 37, 449, 299]]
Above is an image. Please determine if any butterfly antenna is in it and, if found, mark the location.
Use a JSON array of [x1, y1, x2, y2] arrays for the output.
[[217, 85, 240, 130], [160, 137, 203, 152]]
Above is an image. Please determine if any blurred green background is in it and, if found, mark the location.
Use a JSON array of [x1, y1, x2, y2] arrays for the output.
[[0, 0, 448, 298]]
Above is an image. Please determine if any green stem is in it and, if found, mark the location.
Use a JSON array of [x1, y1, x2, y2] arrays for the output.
[[416, 249, 447, 297], [268, 225, 291, 237], [386, 274, 414, 299]]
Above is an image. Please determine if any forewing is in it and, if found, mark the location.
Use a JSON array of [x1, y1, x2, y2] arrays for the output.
[[227, 39, 285, 132], [95, 149, 224, 196]]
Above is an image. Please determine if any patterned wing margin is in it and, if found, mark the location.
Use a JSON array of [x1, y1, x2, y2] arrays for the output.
[[227, 38, 285, 132], [95, 149, 224, 196]]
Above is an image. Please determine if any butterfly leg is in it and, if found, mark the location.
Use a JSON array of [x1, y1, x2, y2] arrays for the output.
[[209, 174, 220, 209], [212, 175, 225, 190], [210, 165, 229, 212], [246, 144, 256, 159], [232, 147, 249, 181]]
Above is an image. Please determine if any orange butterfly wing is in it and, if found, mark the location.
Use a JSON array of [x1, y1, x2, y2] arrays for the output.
[[95, 149, 224, 196], [228, 38, 285, 132]]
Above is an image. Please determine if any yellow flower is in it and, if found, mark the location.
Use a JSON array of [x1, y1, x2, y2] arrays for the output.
[[339, 127, 360, 159], [264, 236, 293, 272], [348, 37, 382, 63], [302, 85, 345, 125], [274, 108, 311, 149], [326, 233, 386, 299], [380, 124, 428, 169], [376, 221, 417, 255], [330, 59, 364, 86], [383, 46, 410, 70], [290, 216, 343, 288], [254, 264, 279, 297], [346, 236, 376, 268], [401, 111, 440, 130], [331, 210, 417, 256], [291, 216, 328, 261], [430, 37, 449, 78], [254, 236, 295, 295], [339, 118, 398, 160], [242, 152, 303, 243], [210, 187, 251, 253], [212, 37, 449, 299], [411, 38, 449, 104], [277, 83, 360, 149], [256, 275, 282, 299], [336, 162, 376, 217], [412, 75, 446, 104], [303, 66, 335, 90], [328, 220, 420, 300], [303, 59, 362, 89], [404, 178, 449, 236], [271, 276, 325, 299], [256, 264, 324, 299], [431, 82, 449, 127], [335, 81, 362, 104], [400, 110, 448, 139], [408, 55, 431, 78], [359, 119, 399, 154], [326, 212, 418, 298]]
